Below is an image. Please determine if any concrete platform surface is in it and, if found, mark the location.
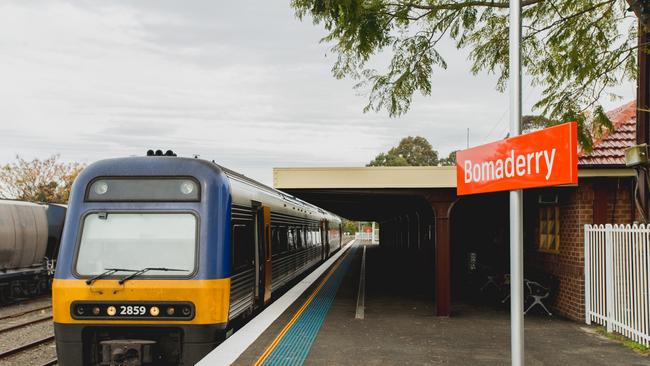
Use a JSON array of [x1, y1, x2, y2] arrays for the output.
[[234, 244, 649, 365]]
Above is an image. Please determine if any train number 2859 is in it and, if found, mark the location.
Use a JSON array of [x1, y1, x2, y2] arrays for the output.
[[120, 305, 146, 316]]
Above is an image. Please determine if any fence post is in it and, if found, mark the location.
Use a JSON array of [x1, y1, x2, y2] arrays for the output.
[[584, 225, 591, 325], [605, 224, 613, 332]]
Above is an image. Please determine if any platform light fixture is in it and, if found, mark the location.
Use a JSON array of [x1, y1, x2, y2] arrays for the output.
[[625, 144, 648, 167]]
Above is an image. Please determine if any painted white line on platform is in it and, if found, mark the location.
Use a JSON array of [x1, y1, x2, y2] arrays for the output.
[[355, 245, 366, 320], [197, 239, 356, 366]]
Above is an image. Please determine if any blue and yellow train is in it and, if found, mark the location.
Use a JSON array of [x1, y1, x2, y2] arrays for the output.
[[53, 151, 342, 365]]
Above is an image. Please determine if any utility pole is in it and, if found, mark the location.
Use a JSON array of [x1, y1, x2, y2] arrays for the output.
[[509, 0, 524, 365], [629, 1, 650, 219]]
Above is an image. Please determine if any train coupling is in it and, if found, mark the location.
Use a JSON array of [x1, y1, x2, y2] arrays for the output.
[[45, 257, 56, 275], [100, 339, 156, 366]]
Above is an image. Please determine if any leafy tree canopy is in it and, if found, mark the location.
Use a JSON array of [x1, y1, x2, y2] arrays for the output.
[[368, 136, 439, 166], [291, 0, 641, 150], [0, 155, 84, 203], [522, 105, 613, 151], [342, 218, 359, 233], [439, 150, 457, 166]]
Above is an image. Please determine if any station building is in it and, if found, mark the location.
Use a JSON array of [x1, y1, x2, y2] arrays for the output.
[[274, 100, 638, 322]]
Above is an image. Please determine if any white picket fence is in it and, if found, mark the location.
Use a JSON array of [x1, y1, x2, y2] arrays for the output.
[[355, 230, 379, 243], [584, 224, 650, 346]]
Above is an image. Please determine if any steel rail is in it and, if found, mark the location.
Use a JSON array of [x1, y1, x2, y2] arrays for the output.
[[0, 314, 53, 334], [0, 335, 55, 359], [0, 305, 52, 321], [39, 358, 58, 366]]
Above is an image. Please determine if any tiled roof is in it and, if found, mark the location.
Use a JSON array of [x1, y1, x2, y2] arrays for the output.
[[578, 100, 637, 167]]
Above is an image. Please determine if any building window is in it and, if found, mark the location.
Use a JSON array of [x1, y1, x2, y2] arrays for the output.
[[539, 205, 560, 253]]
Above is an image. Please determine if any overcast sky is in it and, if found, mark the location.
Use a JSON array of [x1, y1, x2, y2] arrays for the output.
[[0, 0, 635, 185]]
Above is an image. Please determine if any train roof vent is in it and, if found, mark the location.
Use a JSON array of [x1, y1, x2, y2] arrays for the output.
[[146, 149, 177, 157]]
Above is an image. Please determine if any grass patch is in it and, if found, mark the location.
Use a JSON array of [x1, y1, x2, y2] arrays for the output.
[[595, 326, 650, 356]]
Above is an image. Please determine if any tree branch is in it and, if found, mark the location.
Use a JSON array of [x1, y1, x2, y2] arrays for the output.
[[523, 0, 615, 41], [401, 0, 545, 11]]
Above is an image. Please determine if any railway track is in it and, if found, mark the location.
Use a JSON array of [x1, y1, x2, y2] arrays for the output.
[[0, 295, 52, 308], [39, 358, 58, 366], [0, 298, 56, 365], [0, 314, 53, 334], [0, 305, 52, 321], [0, 335, 55, 359], [0, 305, 52, 322]]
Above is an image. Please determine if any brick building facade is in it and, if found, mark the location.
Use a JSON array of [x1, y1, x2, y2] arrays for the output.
[[525, 101, 639, 321]]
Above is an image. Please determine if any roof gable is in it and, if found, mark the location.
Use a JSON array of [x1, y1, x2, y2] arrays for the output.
[[578, 100, 637, 167]]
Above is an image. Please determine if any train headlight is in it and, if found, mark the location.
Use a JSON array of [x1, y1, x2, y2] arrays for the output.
[[180, 181, 195, 195], [94, 181, 109, 195], [107, 306, 117, 316], [166, 307, 175, 316], [181, 306, 191, 316], [92, 306, 101, 315], [76, 305, 85, 315], [150, 306, 160, 316]]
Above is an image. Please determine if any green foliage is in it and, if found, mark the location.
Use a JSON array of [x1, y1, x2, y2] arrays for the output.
[[595, 326, 650, 355], [368, 136, 439, 166], [439, 150, 457, 166], [342, 219, 359, 233], [291, 0, 641, 150], [522, 104, 615, 151], [0, 155, 84, 203]]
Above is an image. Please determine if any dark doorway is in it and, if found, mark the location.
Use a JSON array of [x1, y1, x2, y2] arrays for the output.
[[450, 192, 509, 302]]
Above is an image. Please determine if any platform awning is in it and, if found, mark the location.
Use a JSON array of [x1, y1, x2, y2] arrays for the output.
[[273, 166, 635, 190]]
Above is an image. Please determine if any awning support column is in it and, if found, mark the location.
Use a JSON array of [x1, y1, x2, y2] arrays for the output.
[[432, 201, 453, 317]]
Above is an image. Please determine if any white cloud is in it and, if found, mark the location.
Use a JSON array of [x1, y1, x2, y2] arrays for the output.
[[0, 0, 635, 185]]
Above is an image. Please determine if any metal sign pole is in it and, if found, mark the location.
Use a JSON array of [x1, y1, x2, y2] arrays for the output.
[[509, 0, 524, 365]]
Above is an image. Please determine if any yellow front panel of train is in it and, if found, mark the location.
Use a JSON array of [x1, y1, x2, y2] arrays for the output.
[[52, 278, 230, 325]]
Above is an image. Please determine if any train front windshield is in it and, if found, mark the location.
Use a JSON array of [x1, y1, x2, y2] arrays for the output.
[[76, 212, 197, 276]]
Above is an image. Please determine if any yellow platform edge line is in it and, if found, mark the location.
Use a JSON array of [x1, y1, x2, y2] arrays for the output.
[[254, 248, 352, 366]]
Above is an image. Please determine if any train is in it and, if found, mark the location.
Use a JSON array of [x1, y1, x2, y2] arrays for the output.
[[52, 151, 343, 366], [0, 200, 66, 303]]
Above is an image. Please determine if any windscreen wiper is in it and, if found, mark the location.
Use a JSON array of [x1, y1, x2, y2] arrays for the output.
[[85, 268, 138, 285], [118, 267, 188, 285]]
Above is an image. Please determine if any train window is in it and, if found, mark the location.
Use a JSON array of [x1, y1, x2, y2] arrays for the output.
[[271, 226, 288, 254], [305, 228, 312, 247], [287, 229, 295, 251], [271, 227, 278, 254], [76, 213, 196, 276], [279, 227, 288, 252], [86, 178, 200, 202], [295, 228, 303, 249], [232, 222, 254, 272]]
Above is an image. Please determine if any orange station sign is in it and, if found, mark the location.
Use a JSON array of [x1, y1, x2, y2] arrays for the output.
[[456, 122, 578, 196]]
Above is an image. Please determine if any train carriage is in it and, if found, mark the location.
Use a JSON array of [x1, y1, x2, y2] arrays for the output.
[[52, 152, 342, 365], [0, 200, 65, 302]]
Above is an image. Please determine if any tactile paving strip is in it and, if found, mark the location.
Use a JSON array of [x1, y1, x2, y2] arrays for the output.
[[261, 245, 358, 365]]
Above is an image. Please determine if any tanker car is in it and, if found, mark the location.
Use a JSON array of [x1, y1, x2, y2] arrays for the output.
[[0, 199, 67, 302]]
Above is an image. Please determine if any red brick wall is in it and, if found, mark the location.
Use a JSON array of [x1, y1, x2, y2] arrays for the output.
[[527, 177, 635, 321]]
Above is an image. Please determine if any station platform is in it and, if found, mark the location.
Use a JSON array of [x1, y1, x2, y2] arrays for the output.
[[200, 241, 649, 365]]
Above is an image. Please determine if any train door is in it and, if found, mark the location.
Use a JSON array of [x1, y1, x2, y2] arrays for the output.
[[319, 221, 325, 260], [322, 221, 330, 259], [254, 204, 272, 307]]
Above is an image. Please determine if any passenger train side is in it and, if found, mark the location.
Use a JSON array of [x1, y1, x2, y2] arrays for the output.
[[52, 152, 342, 365]]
